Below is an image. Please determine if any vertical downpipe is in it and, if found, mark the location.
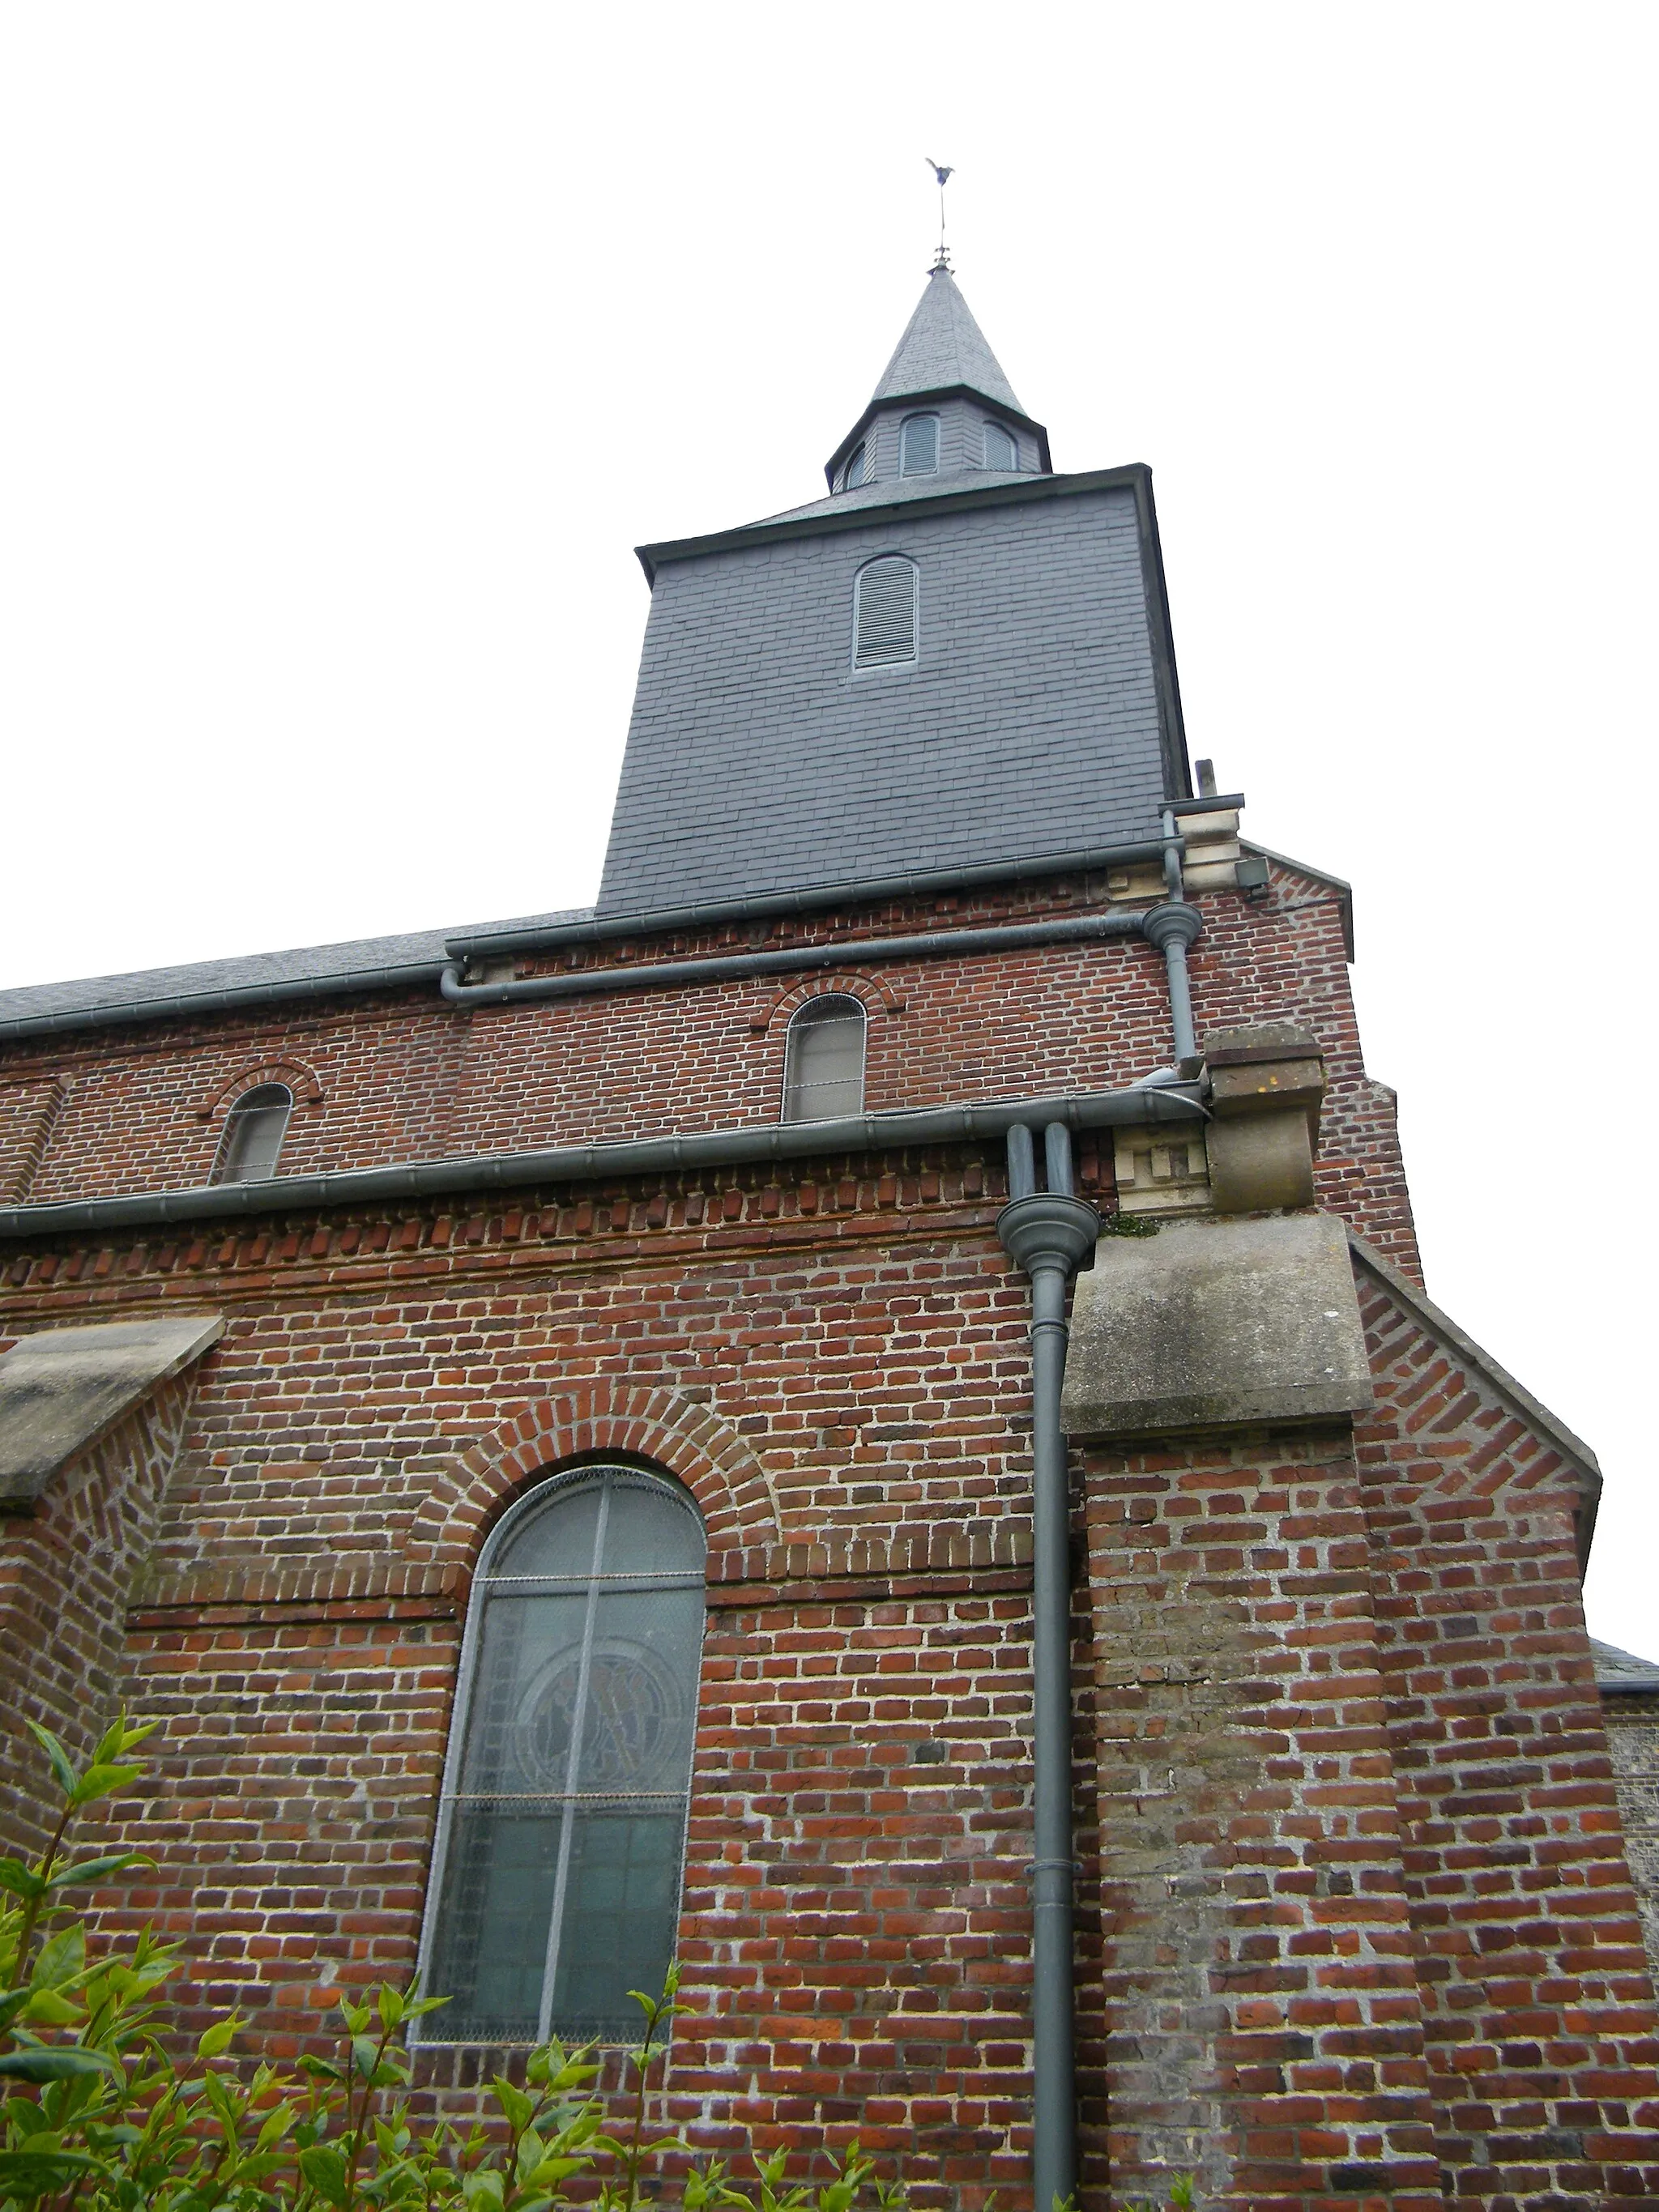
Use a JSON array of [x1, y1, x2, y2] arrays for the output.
[[997, 1122, 1100, 2212], [1144, 807, 1203, 1065]]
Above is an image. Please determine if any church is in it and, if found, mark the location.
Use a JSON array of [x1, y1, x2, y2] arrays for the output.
[[1, 257, 1655, 2210]]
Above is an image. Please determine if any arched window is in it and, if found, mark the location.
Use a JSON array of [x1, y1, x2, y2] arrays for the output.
[[782, 995, 867, 1122], [417, 1465, 706, 2045], [852, 555, 918, 671], [983, 421, 1017, 471], [899, 413, 939, 475], [842, 442, 866, 490], [210, 1084, 292, 1183]]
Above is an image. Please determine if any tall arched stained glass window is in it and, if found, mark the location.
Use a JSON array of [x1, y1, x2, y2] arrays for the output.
[[416, 1467, 706, 2044]]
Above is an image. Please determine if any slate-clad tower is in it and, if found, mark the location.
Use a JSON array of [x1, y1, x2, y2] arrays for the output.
[[600, 265, 1183, 916], [0, 263, 1656, 2212]]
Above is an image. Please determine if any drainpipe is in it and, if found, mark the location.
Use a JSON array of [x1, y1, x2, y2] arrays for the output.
[[998, 1121, 1100, 2212], [1142, 804, 1202, 1064]]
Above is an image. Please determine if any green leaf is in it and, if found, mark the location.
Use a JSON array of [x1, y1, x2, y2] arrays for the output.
[[21, 1722, 77, 1801], [527, 2158, 591, 2188], [30, 1923, 85, 1990], [0, 2048, 113, 2082], [299, 2142, 351, 2207], [1, 2096, 53, 2136], [0, 1860, 46, 1901], [350, 2033, 381, 2079], [46, 1852, 153, 1890], [196, 2018, 237, 2059], [0, 2147, 107, 2199], [19, 1987, 81, 2027], [493, 2077, 534, 2133], [255, 2101, 297, 2153], [92, 1715, 157, 1765], [69, 1762, 142, 1807]]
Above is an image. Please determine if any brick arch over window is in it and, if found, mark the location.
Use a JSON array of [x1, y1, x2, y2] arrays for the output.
[[746, 971, 904, 1037], [194, 1059, 324, 1122], [403, 1379, 783, 1582]]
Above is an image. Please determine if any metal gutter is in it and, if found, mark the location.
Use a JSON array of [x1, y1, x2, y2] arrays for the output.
[[446, 839, 1179, 961], [441, 910, 1152, 1009], [633, 462, 1157, 584], [0, 1084, 1206, 1241], [0, 845, 1182, 1044], [0, 959, 450, 1046], [1597, 1674, 1659, 1696]]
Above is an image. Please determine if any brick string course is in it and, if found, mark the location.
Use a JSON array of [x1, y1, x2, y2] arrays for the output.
[[0, 864, 1653, 2206]]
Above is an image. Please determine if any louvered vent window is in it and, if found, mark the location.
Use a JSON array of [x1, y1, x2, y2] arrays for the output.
[[211, 1084, 292, 1184], [783, 995, 867, 1123], [842, 443, 866, 490], [899, 414, 939, 475], [983, 422, 1017, 471], [853, 556, 918, 671], [416, 1465, 706, 2045]]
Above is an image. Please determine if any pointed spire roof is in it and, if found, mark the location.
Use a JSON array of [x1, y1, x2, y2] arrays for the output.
[[823, 263, 1048, 492], [869, 265, 1025, 415]]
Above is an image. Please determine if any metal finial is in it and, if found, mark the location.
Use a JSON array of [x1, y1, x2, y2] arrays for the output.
[[923, 157, 954, 270]]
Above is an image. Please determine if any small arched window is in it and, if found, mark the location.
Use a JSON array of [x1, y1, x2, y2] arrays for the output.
[[899, 413, 939, 475], [783, 995, 867, 1123], [842, 443, 866, 490], [852, 556, 918, 671], [211, 1084, 292, 1184], [983, 422, 1017, 471], [417, 1465, 706, 2045]]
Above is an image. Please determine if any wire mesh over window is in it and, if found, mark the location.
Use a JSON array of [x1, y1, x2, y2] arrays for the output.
[[899, 413, 939, 475], [852, 556, 917, 671], [983, 421, 1017, 471], [416, 1467, 706, 2047], [782, 995, 867, 1123], [210, 1085, 292, 1183]]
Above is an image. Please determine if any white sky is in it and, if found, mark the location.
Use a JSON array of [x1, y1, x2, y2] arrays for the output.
[[2, 5, 1655, 1654]]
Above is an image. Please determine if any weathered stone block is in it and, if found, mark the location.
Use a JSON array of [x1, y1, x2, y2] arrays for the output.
[[1060, 1211, 1372, 1435], [0, 1315, 223, 1506]]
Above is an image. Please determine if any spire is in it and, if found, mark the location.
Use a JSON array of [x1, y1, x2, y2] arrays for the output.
[[821, 262, 1049, 495], [868, 265, 1026, 417]]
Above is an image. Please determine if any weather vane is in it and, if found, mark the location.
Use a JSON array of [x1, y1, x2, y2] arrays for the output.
[[924, 158, 954, 270]]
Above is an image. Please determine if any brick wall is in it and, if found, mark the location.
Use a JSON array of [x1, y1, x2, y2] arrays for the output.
[[0, 872, 1418, 1285], [1602, 1694, 1659, 1987], [0, 1370, 195, 1854], [1077, 1421, 1442, 2210], [1353, 1259, 1659, 2203], [2, 863, 1652, 2204]]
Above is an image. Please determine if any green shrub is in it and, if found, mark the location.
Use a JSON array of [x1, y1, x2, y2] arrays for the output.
[[0, 1715, 1192, 2212]]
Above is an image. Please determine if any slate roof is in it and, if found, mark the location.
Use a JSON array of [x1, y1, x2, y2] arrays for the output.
[[748, 465, 1030, 531], [870, 268, 1025, 413], [0, 910, 593, 1034], [1592, 1638, 1659, 1692]]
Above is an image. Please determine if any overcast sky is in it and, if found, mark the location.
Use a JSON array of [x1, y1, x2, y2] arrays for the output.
[[2, 5, 1655, 1652]]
